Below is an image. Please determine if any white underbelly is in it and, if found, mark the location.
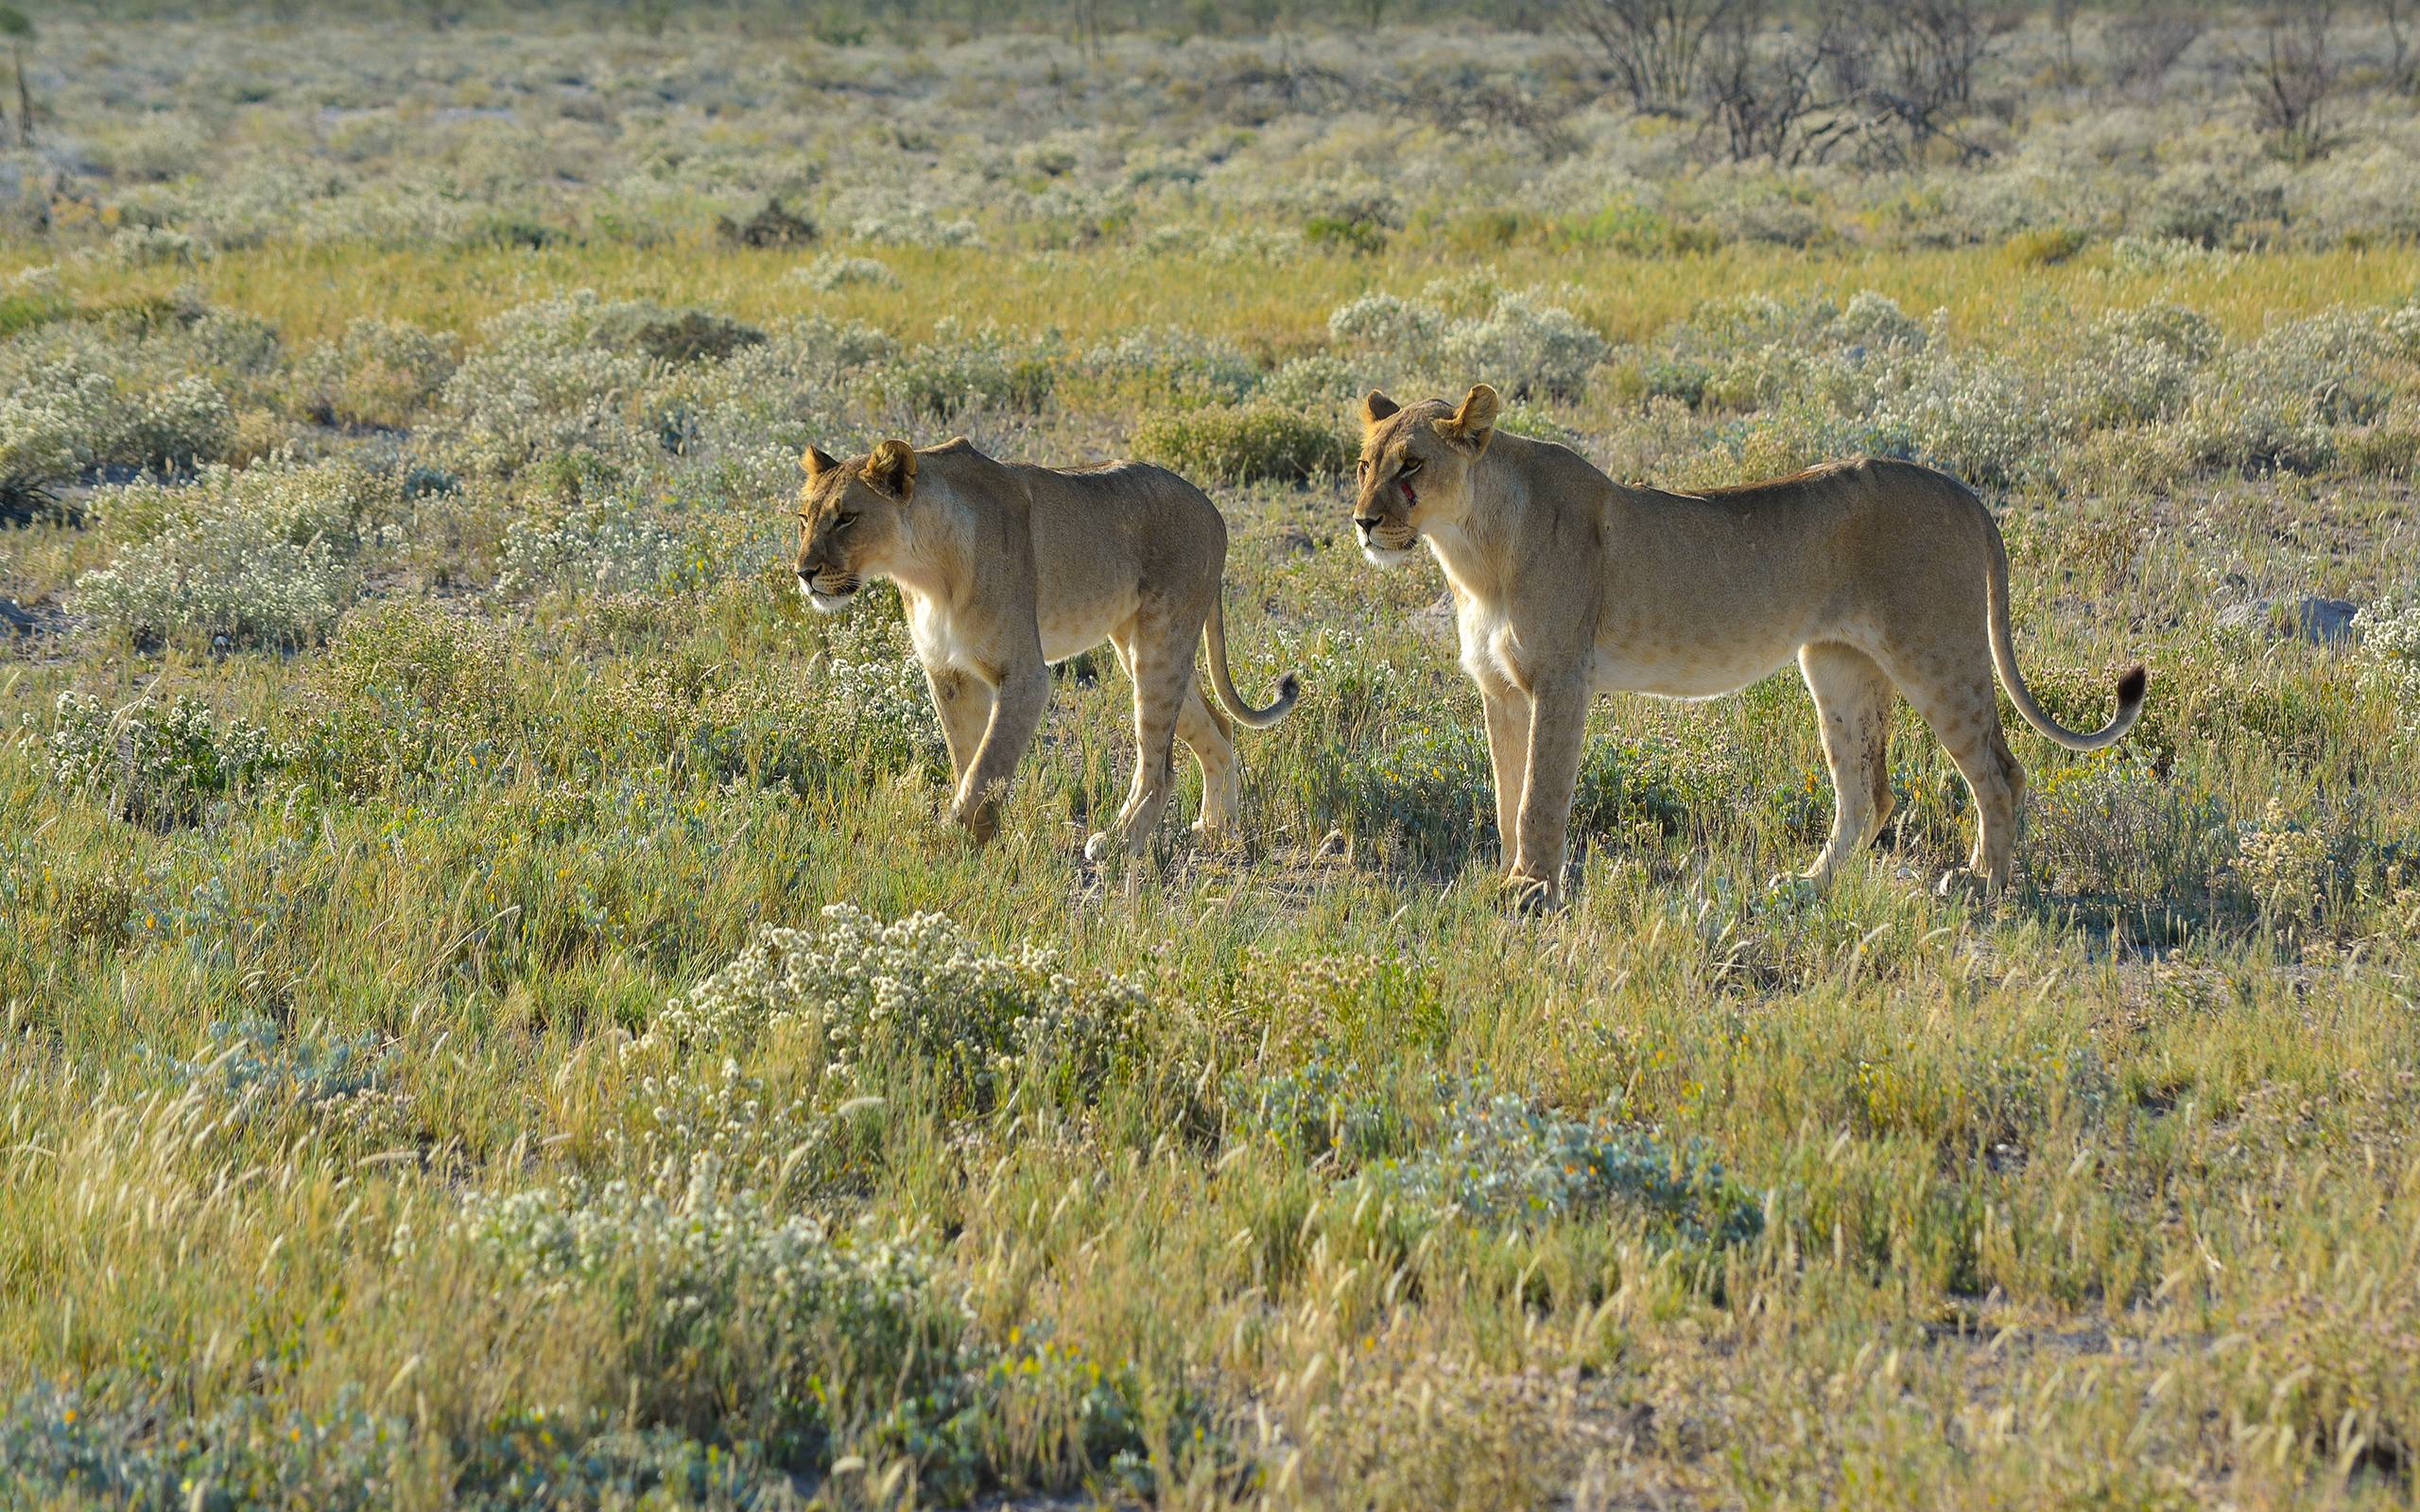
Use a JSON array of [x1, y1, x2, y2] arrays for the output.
[[1592, 642, 1795, 700], [908, 595, 1117, 678]]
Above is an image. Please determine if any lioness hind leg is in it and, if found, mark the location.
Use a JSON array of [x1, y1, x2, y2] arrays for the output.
[[1176, 682, 1241, 837], [1798, 643, 1896, 885], [1100, 621, 1191, 860], [1892, 661, 2024, 893]]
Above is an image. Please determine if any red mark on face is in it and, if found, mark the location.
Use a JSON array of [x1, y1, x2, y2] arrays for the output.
[[1399, 478, 1417, 505]]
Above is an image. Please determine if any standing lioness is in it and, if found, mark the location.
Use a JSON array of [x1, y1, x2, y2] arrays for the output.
[[1352, 385, 2146, 907], [795, 437, 1299, 858]]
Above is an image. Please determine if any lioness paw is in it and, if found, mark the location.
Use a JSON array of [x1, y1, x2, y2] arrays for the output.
[[1501, 869, 1563, 915], [954, 799, 1001, 847]]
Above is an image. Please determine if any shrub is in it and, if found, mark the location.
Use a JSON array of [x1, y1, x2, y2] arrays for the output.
[[1325, 293, 1443, 363], [1261, 354, 1362, 411], [1229, 1055, 1408, 1164], [433, 343, 660, 480], [42, 690, 295, 827], [789, 252, 899, 290], [574, 613, 942, 797], [1075, 327, 1259, 406], [1132, 403, 1349, 484], [0, 328, 233, 500], [147, 1014, 408, 1141], [494, 495, 716, 597], [306, 602, 517, 791], [596, 306, 767, 365], [873, 320, 1057, 418], [0, 1383, 816, 1511], [75, 457, 393, 650], [458, 1163, 969, 1461], [650, 904, 1149, 1117], [714, 197, 818, 248], [2025, 749, 2237, 906], [1362, 1083, 1762, 1245], [291, 318, 459, 429], [1438, 292, 1609, 401], [0, 377, 94, 520]]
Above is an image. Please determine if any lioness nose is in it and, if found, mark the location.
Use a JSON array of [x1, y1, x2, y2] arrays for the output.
[[1353, 515, 1381, 533]]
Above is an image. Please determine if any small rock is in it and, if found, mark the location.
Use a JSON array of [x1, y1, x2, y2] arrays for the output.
[[2294, 596, 2360, 645], [2214, 594, 2360, 647]]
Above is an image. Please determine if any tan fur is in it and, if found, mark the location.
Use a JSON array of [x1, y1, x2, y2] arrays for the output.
[[1353, 385, 2147, 907], [796, 437, 1299, 857]]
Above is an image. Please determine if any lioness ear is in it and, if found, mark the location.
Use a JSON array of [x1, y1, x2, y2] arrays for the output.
[[802, 446, 838, 479], [1358, 389, 1401, 426], [862, 438, 916, 499], [1432, 383, 1500, 456]]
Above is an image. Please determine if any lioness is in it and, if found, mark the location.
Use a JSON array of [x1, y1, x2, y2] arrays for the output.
[[794, 437, 1299, 858], [1352, 385, 2146, 907]]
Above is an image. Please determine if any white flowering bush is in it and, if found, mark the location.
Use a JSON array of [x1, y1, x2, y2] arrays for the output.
[[651, 904, 1149, 1116], [850, 213, 982, 248], [2161, 308, 2397, 474], [105, 223, 214, 266], [458, 1159, 972, 1456], [872, 319, 1058, 419], [1855, 352, 2054, 490], [43, 690, 296, 827], [2107, 235, 2242, 276], [0, 378, 96, 519], [1076, 327, 1259, 405], [1438, 293, 1609, 402], [76, 457, 393, 649], [1332, 1081, 1762, 1245], [2357, 597, 2420, 738], [1261, 353, 1362, 410], [494, 496, 716, 597], [1325, 293, 1443, 366], [1328, 287, 1608, 400], [431, 343, 661, 479], [789, 252, 899, 290], [291, 317, 459, 429], [0, 330, 233, 507], [1630, 291, 1927, 411]]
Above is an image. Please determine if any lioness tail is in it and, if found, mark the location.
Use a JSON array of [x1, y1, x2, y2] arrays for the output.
[[1982, 503, 2146, 752], [1202, 586, 1299, 730]]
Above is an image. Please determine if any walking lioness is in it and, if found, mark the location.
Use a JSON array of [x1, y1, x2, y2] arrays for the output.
[[795, 437, 1299, 858], [1351, 385, 2146, 907]]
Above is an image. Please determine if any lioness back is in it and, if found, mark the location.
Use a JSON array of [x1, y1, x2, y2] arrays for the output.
[[1008, 456, 1228, 604]]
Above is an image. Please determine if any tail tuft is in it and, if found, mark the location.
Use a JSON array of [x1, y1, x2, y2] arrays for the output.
[[1278, 672, 1300, 700], [2117, 664, 2148, 707]]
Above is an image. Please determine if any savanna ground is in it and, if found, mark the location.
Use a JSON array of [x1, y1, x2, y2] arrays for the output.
[[5, 5, 2420, 1508]]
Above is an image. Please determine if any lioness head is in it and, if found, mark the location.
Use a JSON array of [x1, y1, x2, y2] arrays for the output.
[[794, 438, 917, 612], [1352, 384, 1498, 568]]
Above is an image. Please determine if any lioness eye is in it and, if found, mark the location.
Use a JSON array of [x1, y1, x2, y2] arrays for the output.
[[836, 512, 859, 530], [1400, 458, 1423, 477]]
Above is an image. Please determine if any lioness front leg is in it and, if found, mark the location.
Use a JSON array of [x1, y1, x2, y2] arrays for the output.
[[1508, 679, 1589, 909], [925, 665, 994, 791], [953, 664, 1048, 846], [1477, 679, 1530, 878]]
